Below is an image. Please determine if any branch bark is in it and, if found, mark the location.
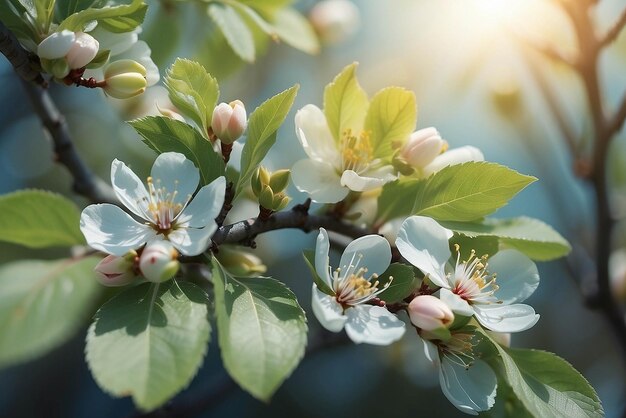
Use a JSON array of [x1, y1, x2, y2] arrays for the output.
[[0, 20, 46, 86]]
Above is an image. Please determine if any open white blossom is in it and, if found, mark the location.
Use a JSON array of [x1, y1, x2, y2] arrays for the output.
[[291, 105, 395, 203], [396, 216, 540, 333], [80, 152, 225, 257], [311, 228, 406, 345]]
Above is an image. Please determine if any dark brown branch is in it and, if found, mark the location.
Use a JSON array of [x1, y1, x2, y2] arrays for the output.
[[20, 80, 118, 204], [0, 20, 46, 86]]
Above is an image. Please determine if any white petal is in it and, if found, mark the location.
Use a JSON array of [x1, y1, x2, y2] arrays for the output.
[[423, 146, 484, 176], [340, 234, 391, 277], [440, 288, 474, 317], [315, 228, 333, 287], [291, 159, 348, 203], [474, 304, 539, 333], [396, 216, 452, 288], [340, 170, 389, 192], [91, 27, 137, 55], [295, 104, 340, 165], [80, 204, 156, 256], [311, 285, 346, 332], [344, 305, 406, 345], [439, 357, 497, 415], [168, 225, 216, 256], [176, 176, 226, 228], [122, 41, 159, 86], [37, 30, 75, 59], [489, 250, 539, 304], [110, 159, 150, 220], [422, 338, 440, 365], [363, 165, 397, 182], [151, 152, 199, 206]]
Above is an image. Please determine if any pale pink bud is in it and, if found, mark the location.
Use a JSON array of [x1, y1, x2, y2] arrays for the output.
[[211, 100, 247, 144], [139, 240, 180, 283], [408, 295, 455, 331], [309, 0, 360, 45], [65, 32, 99, 69], [95, 253, 137, 287], [38, 30, 76, 60], [401, 127, 447, 169], [422, 145, 485, 176]]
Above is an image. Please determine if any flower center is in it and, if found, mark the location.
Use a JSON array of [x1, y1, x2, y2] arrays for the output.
[[145, 177, 187, 232], [340, 129, 373, 173], [331, 253, 391, 306], [451, 245, 499, 305], [439, 331, 476, 370]]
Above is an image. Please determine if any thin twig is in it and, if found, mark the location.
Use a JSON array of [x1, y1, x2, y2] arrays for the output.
[[600, 7, 626, 48], [0, 20, 46, 86]]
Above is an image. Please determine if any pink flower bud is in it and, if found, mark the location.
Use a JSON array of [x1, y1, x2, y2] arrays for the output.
[[401, 127, 447, 169], [65, 32, 99, 69], [139, 240, 180, 283], [211, 100, 247, 144], [94, 253, 137, 287], [309, 0, 360, 45], [408, 295, 455, 331]]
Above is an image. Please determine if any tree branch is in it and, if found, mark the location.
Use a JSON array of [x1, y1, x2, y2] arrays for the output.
[[600, 7, 626, 48], [0, 20, 46, 86]]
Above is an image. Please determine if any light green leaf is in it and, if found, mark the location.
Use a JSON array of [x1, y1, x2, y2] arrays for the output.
[[0, 256, 100, 368], [377, 263, 417, 303], [227, 1, 276, 37], [377, 162, 536, 223], [58, 0, 147, 33], [212, 260, 307, 401], [272, 8, 320, 55], [364, 87, 417, 158], [129, 116, 225, 186], [55, 0, 107, 21], [34, 0, 55, 30], [302, 250, 334, 296], [0, 190, 85, 248], [164, 58, 219, 137], [442, 217, 571, 261], [323, 63, 369, 141], [236, 84, 299, 199], [86, 281, 210, 411], [208, 3, 256, 62]]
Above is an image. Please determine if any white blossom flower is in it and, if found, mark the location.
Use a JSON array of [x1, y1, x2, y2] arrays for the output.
[[311, 228, 406, 345], [80, 152, 225, 257], [422, 330, 497, 415], [396, 216, 540, 333], [291, 105, 395, 203]]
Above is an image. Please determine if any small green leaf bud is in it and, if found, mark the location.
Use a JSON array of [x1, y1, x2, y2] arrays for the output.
[[217, 246, 267, 277], [269, 169, 291, 193], [252, 166, 271, 197], [272, 193, 291, 212], [259, 185, 275, 210]]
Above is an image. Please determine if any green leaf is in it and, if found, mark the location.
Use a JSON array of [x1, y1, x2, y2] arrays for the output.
[[34, 0, 55, 30], [58, 0, 147, 33], [442, 217, 571, 261], [490, 343, 604, 418], [212, 260, 307, 401], [450, 234, 499, 261], [0, 190, 85, 248], [55, 0, 107, 21], [376, 162, 536, 223], [208, 3, 256, 62], [164, 58, 219, 137], [236, 84, 299, 198], [86, 281, 210, 411], [0, 256, 100, 368], [377, 263, 417, 303], [323, 63, 369, 141], [129, 116, 225, 186], [272, 8, 320, 55], [85, 48, 110, 69], [302, 250, 334, 296], [364, 87, 417, 159]]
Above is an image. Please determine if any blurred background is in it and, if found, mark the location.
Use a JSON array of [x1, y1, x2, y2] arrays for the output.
[[2, 0, 626, 416]]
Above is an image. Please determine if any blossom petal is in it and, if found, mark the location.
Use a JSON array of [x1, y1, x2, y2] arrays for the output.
[[396, 216, 453, 288], [422, 338, 440, 365], [110, 159, 151, 220], [315, 228, 333, 287], [440, 288, 474, 317], [120, 41, 160, 86], [91, 27, 137, 55], [168, 225, 216, 256], [439, 357, 497, 415], [176, 176, 226, 228], [340, 170, 389, 192], [151, 152, 199, 207], [295, 104, 340, 165], [80, 204, 155, 256], [473, 304, 539, 333], [340, 234, 391, 277], [489, 250, 539, 304], [292, 159, 348, 203], [37, 30, 75, 59], [311, 285, 346, 332], [423, 145, 485, 176], [344, 305, 406, 345]]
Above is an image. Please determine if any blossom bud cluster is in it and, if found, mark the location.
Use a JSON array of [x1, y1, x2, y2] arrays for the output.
[[251, 166, 292, 213], [37, 30, 100, 78]]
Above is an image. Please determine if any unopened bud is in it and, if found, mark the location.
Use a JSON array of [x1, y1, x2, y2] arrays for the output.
[[309, 0, 360, 45], [211, 100, 247, 144], [103, 59, 148, 99], [408, 295, 454, 331], [217, 246, 267, 277], [65, 32, 99, 69], [94, 252, 137, 287], [422, 145, 485, 176], [252, 166, 271, 197], [139, 240, 180, 283], [259, 185, 275, 210], [272, 193, 291, 212], [269, 169, 291, 193], [38, 30, 99, 77], [401, 127, 448, 169]]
